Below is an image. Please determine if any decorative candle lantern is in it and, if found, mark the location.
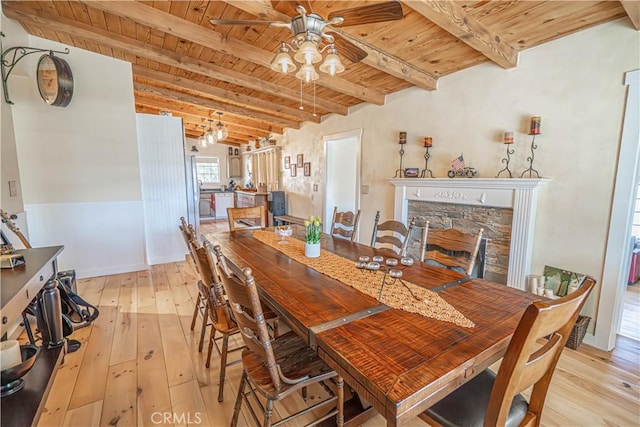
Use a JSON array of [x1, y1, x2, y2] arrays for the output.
[[503, 131, 514, 144], [423, 137, 432, 147], [399, 131, 407, 144], [529, 116, 541, 135]]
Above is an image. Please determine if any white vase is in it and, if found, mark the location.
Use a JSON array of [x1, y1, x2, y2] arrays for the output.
[[305, 242, 321, 258]]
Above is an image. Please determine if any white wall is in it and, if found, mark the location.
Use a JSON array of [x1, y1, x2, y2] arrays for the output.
[[7, 32, 147, 277], [282, 19, 640, 334]]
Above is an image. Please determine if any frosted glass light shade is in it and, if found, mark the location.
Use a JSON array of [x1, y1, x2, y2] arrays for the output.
[[319, 52, 345, 76], [216, 124, 229, 142], [270, 51, 297, 74], [294, 40, 322, 65], [295, 64, 319, 82]]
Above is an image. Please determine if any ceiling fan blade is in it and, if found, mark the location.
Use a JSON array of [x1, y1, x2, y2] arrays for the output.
[[331, 32, 368, 63], [209, 18, 289, 27], [328, 1, 404, 27]]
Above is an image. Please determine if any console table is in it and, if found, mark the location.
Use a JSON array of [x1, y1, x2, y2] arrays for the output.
[[1, 245, 65, 427]]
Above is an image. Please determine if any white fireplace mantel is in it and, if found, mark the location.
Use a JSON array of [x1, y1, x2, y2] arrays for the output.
[[390, 178, 551, 290]]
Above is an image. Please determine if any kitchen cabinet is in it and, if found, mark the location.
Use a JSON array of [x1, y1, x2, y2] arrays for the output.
[[227, 155, 242, 178], [214, 192, 234, 219]]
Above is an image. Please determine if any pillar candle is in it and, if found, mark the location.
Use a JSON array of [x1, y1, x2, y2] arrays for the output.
[[530, 276, 539, 293], [423, 137, 432, 147], [399, 131, 407, 144], [0, 340, 22, 371], [530, 116, 542, 135], [503, 131, 514, 144]]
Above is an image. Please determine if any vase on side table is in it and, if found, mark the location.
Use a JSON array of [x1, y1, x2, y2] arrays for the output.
[[305, 242, 320, 258]]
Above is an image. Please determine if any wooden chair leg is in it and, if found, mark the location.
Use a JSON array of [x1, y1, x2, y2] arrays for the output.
[[337, 376, 344, 427], [205, 327, 216, 368], [190, 298, 199, 331], [264, 399, 275, 427], [198, 302, 209, 353], [231, 371, 247, 427], [217, 334, 230, 402]]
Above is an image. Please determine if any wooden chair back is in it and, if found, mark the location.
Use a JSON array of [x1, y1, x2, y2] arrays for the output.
[[486, 276, 595, 426], [370, 211, 414, 256], [179, 218, 200, 272], [211, 244, 281, 389], [330, 207, 361, 242], [420, 225, 484, 275], [226, 206, 266, 231]]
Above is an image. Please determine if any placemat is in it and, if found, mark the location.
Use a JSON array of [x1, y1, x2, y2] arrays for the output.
[[253, 230, 474, 328]]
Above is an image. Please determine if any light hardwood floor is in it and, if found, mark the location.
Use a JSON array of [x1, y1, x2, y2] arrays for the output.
[[30, 223, 639, 426], [621, 282, 640, 341]]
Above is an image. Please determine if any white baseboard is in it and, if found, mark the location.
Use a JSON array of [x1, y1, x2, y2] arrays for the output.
[[148, 255, 186, 266], [76, 263, 149, 280]]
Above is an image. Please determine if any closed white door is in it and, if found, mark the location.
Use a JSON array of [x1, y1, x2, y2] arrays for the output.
[[323, 130, 362, 240]]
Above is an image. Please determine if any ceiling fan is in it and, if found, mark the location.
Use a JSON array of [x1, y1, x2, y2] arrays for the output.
[[210, 1, 404, 65]]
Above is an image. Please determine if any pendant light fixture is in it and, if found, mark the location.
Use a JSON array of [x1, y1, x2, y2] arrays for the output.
[[214, 112, 229, 142], [205, 119, 217, 145], [198, 124, 207, 148]]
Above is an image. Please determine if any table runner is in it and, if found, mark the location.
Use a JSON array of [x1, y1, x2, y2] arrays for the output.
[[253, 230, 475, 328]]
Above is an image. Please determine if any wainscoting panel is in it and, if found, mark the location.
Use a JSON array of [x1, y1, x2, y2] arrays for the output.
[[25, 201, 147, 278]]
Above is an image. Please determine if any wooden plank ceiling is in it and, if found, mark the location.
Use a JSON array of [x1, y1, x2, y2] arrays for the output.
[[2, 1, 633, 146]]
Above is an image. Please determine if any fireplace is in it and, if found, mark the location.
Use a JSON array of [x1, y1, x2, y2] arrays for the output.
[[390, 178, 549, 290]]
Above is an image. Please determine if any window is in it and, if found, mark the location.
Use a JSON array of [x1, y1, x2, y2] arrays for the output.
[[195, 157, 220, 184]]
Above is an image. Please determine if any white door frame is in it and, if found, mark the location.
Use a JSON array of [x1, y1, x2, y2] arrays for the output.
[[322, 129, 363, 238], [595, 69, 640, 350]]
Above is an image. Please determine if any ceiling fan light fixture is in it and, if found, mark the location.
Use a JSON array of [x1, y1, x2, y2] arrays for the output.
[[294, 39, 322, 65], [296, 64, 320, 83], [319, 47, 345, 76], [270, 43, 297, 74]]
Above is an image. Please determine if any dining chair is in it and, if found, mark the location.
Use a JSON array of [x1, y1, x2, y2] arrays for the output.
[[227, 206, 266, 231], [419, 223, 484, 276], [419, 276, 596, 427], [211, 244, 344, 427], [189, 240, 244, 403], [179, 218, 210, 339], [371, 211, 415, 256], [330, 206, 361, 242]]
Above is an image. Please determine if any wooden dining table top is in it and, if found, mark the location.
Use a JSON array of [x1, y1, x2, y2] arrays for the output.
[[203, 228, 539, 427]]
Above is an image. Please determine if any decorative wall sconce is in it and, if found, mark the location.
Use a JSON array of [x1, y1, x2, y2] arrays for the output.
[[1, 32, 72, 105]]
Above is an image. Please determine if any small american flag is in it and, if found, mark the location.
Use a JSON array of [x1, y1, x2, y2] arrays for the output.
[[451, 154, 465, 170]]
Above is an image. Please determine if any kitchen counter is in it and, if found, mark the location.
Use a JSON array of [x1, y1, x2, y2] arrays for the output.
[[234, 190, 269, 195]]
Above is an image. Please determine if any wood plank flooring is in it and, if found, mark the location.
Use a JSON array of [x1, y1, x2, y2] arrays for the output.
[[621, 282, 640, 341], [28, 221, 639, 426]]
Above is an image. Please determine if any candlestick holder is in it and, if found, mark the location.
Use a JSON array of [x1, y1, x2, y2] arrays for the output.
[[520, 134, 540, 178], [420, 146, 434, 178], [393, 133, 407, 178], [496, 144, 515, 178]]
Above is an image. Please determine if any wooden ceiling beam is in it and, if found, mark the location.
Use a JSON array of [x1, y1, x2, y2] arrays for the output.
[[403, 0, 518, 69], [2, 4, 347, 114], [620, 0, 640, 30], [135, 92, 283, 133], [132, 65, 320, 123], [134, 94, 284, 134], [223, 0, 437, 90], [135, 104, 270, 140], [79, 0, 384, 106], [134, 82, 299, 129]]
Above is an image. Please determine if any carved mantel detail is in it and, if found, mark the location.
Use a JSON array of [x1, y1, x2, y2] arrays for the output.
[[389, 178, 550, 290]]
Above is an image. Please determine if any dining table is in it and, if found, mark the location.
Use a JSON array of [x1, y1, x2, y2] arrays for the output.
[[203, 227, 539, 427]]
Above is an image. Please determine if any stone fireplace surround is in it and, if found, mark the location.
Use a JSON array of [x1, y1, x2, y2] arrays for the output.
[[390, 178, 550, 290]]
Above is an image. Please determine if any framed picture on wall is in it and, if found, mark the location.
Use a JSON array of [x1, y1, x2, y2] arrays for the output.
[[284, 156, 291, 169], [297, 154, 304, 168], [291, 165, 297, 177], [303, 162, 311, 176]]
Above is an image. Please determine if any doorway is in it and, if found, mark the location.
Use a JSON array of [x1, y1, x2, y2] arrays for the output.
[[323, 129, 362, 240]]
